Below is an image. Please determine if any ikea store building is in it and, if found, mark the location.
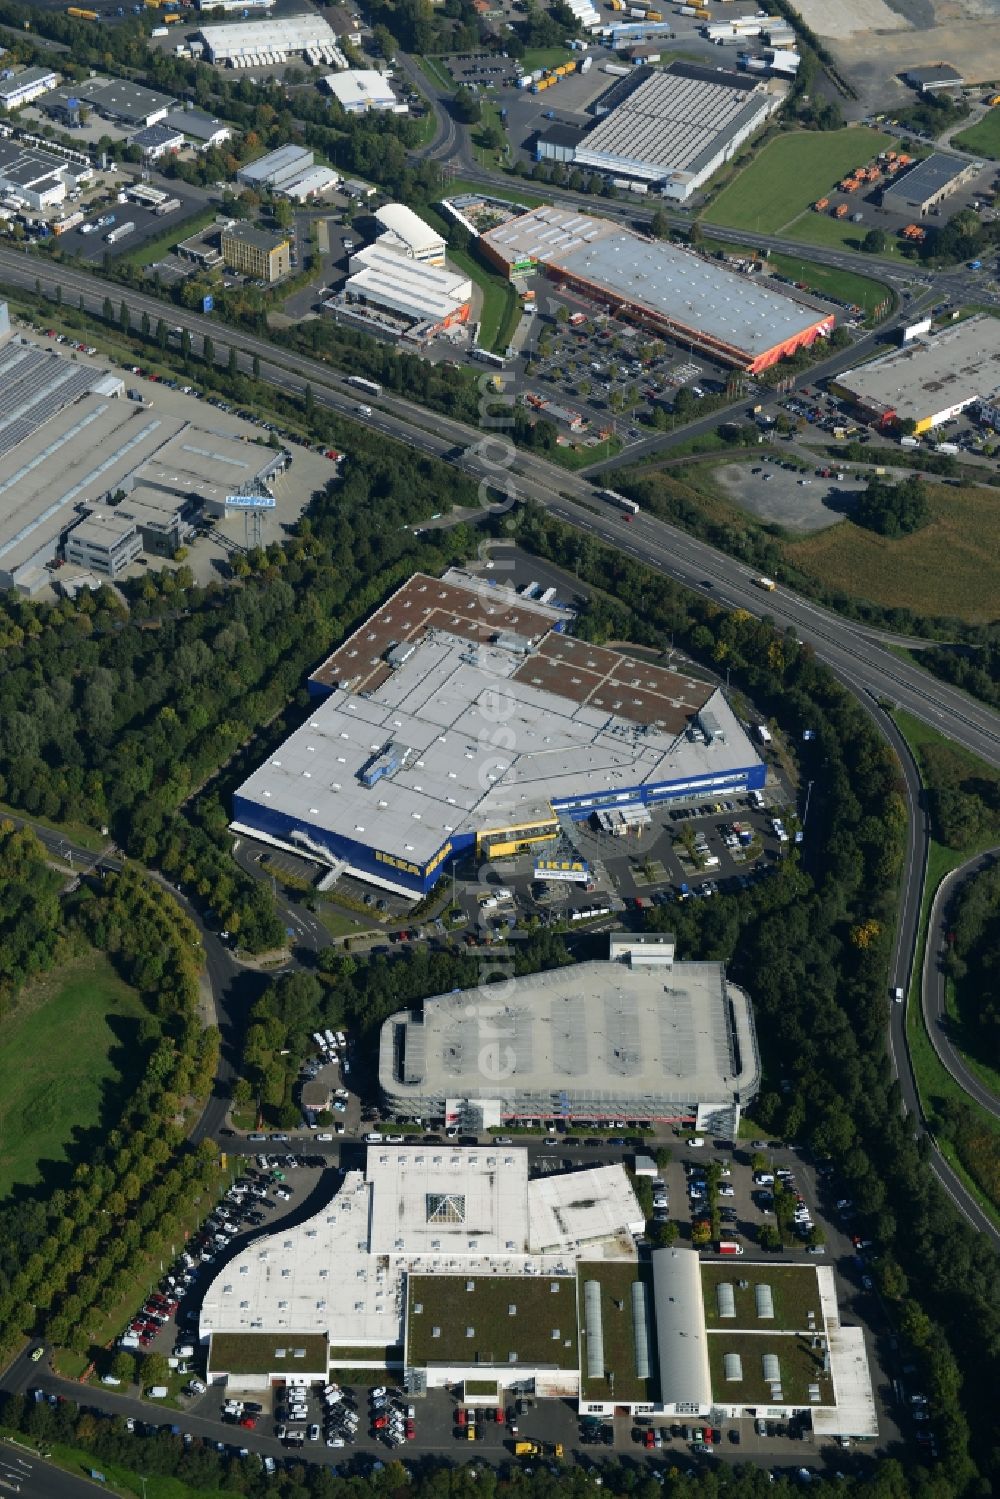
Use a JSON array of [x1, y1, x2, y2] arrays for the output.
[[231, 571, 765, 897]]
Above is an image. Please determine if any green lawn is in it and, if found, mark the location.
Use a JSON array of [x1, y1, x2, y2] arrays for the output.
[[119, 207, 217, 269], [419, 54, 456, 94], [0, 953, 150, 1197], [519, 47, 574, 73], [783, 209, 905, 259], [208, 1332, 328, 1376], [783, 477, 1000, 624], [703, 128, 894, 234], [763, 250, 892, 316], [577, 1260, 657, 1404], [701, 1263, 823, 1332], [952, 110, 1000, 159], [1, 1432, 231, 1499], [447, 244, 519, 352]]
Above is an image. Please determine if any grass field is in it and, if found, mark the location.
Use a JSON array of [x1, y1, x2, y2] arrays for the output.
[[519, 46, 574, 72], [764, 250, 892, 314], [444, 178, 544, 209], [447, 245, 519, 352], [703, 128, 893, 234], [577, 1260, 657, 1403], [120, 207, 216, 269], [952, 110, 1000, 159], [783, 209, 905, 259], [783, 478, 1000, 623], [0, 953, 149, 1198]]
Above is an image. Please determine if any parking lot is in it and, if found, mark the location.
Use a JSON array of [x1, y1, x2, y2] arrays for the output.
[[521, 292, 717, 441]]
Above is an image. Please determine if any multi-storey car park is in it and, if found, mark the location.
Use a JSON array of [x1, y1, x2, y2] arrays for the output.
[[379, 933, 760, 1136], [231, 571, 766, 897], [197, 1143, 876, 1439], [479, 207, 833, 374]]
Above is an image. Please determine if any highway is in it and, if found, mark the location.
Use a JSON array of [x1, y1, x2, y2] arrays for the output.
[[1, 249, 998, 767]]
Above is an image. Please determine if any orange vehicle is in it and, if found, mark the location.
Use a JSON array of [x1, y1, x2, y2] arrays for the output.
[[813, 197, 829, 211]]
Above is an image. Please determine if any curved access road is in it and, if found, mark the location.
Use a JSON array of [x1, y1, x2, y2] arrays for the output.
[[923, 849, 1000, 1120]]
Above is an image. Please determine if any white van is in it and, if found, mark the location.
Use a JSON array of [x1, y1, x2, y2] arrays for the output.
[[148, 1386, 169, 1399]]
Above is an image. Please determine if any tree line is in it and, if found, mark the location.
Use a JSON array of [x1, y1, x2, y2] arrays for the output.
[[0, 823, 64, 1016]]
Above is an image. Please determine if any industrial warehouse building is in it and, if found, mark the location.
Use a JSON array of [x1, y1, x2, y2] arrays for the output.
[[0, 66, 58, 111], [40, 76, 174, 128], [481, 206, 832, 373], [574, 63, 778, 200], [325, 68, 402, 114], [235, 143, 338, 201], [832, 315, 1000, 433], [374, 203, 446, 265], [164, 108, 233, 151], [378, 933, 760, 1135], [231, 571, 765, 896], [199, 12, 339, 67], [880, 151, 978, 217], [0, 136, 92, 210], [0, 318, 289, 592], [337, 242, 472, 334], [197, 1145, 876, 1437]]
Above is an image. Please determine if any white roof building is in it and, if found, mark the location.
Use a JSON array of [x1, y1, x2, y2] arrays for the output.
[[325, 68, 402, 113], [200, 1148, 642, 1360], [200, 12, 337, 65], [341, 243, 471, 327], [374, 203, 447, 265]]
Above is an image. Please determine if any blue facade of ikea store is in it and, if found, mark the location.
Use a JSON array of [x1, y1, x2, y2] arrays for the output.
[[232, 757, 766, 898]]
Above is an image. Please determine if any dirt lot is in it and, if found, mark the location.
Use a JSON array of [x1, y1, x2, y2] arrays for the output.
[[790, 0, 1000, 93], [711, 460, 857, 533]]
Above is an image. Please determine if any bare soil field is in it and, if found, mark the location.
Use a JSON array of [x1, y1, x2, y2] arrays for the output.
[[789, 0, 1000, 93]]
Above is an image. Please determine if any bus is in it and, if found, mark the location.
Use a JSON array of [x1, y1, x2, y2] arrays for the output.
[[346, 375, 382, 398]]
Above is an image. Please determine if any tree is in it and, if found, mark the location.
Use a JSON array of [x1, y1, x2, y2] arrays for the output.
[[202, 334, 214, 369], [650, 207, 671, 239], [142, 1352, 169, 1390], [758, 1223, 783, 1251], [861, 228, 888, 255], [854, 473, 930, 537], [453, 87, 481, 125], [111, 1349, 135, 1383]]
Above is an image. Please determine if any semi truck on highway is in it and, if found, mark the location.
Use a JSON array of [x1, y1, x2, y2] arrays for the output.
[[601, 488, 639, 516], [347, 375, 382, 397]]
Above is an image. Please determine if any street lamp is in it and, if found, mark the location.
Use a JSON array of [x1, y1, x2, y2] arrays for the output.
[[802, 779, 815, 828]]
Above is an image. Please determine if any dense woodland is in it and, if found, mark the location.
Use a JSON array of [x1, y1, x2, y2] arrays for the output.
[[0, 823, 64, 1013], [946, 860, 1000, 1076]]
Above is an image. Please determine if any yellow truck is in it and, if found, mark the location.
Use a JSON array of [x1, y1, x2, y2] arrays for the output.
[[515, 1441, 541, 1457]]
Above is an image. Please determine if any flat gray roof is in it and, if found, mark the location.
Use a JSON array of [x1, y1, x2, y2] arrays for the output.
[[222, 220, 289, 252], [550, 232, 826, 359], [378, 956, 759, 1111], [165, 108, 231, 141], [835, 315, 1000, 422], [883, 151, 974, 205], [235, 595, 758, 866], [59, 75, 174, 122], [236, 143, 312, 184], [575, 66, 770, 184], [0, 67, 57, 99]]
